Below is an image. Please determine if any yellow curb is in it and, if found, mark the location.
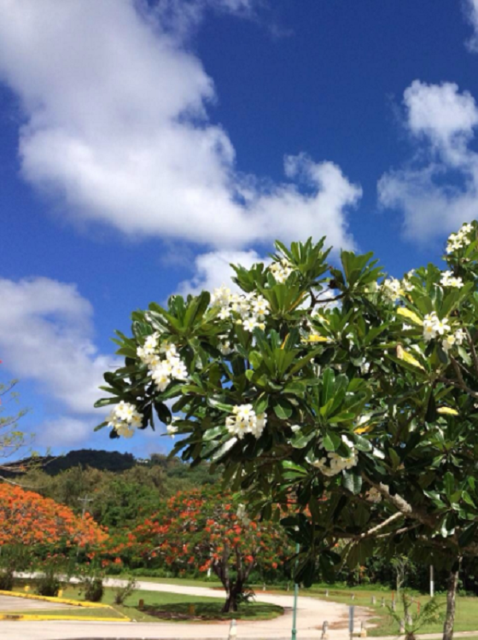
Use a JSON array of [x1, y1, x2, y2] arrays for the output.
[[0, 590, 131, 621], [0, 613, 130, 622], [0, 589, 110, 608]]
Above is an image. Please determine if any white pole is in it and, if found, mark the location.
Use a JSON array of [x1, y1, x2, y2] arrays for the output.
[[228, 619, 237, 639], [430, 565, 434, 597]]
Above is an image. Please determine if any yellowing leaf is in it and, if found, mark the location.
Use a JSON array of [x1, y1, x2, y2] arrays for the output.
[[308, 334, 329, 343], [397, 307, 423, 326], [437, 407, 459, 416], [396, 345, 425, 371], [354, 425, 373, 434]]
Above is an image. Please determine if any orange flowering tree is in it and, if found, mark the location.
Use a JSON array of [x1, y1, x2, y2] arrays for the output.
[[0, 482, 107, 549], [132, 486, 292, 612]]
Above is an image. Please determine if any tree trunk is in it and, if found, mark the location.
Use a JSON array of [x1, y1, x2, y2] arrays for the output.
[[222, 580, 243, 613], [442, 565, 460, 640]]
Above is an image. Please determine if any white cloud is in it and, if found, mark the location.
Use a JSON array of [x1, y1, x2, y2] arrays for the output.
[[0, 0, 360, 250], [378, 81, 478, 240], [37, 416, 94, 448], [0, 277, 116, 415], [463, 0, 478, 52], [178, 249, 267, 295], [153, 0, 257, 38]]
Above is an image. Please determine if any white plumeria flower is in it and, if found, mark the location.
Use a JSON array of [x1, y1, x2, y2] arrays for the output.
[[243, 317, 258, 332], [366, 487, 382, 504], [381, 278, 403, 302], [423, 311, 450, 341], [116, 401, 137, 422], [151, 364, 171, 391], [441, 271, 463, 288], [227, 404, 267, 439], [219, 340, 233, 355], [218, 306, 231, 320], [308, 434, 358, 476], [107, 402, 143, 438], [212, 285, 232, 307], [442, 334, 456, 352], [116, 424, 135, 438], [130, 414, 142, 428], [435, 318, 451, 335], [446, 226, 471, 254], [166, 423, 178, 437], [270, 258, 294, 283]]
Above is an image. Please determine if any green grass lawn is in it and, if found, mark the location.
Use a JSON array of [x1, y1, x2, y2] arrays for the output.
[[8, 582, 283, 623], [118, 576, 478, 635], [266, 585, 478, 637]]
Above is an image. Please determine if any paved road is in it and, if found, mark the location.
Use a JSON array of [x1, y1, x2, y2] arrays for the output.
[[0, 594, 77, 611], [0, 578, 367, 639]]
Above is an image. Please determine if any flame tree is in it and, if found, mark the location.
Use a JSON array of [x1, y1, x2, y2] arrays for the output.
[[131, 486, 291, 612], [0, 483, 107, 548]]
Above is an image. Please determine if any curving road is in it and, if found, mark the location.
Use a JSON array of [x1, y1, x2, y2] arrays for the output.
[[0, 577, 370, 640]]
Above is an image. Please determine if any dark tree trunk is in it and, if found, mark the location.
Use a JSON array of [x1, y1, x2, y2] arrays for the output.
[[442, 565, 460, 640], [222, 580, 243, 613]]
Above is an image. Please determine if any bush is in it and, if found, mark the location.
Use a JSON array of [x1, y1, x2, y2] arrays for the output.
[[0, 568, 14, 591], [35, 572, 61, 597], [81, 577, 104, 602], [113, 576, 137, 605]]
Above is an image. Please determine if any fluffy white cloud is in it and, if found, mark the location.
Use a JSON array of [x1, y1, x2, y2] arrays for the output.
[[463, 0, 478, 52], [0, 277, 116, 415], [37, 416, 94, 448], [178, 249, 267, 296], [0, 0, 360, 250], [378, 81, 478, 240]]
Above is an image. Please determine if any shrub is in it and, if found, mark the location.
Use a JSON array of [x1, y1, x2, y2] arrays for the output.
[[81, 576, 104, 602], [35, 571, 61, 597], [113, 576, 137, 605], [0, 568, 14, 591]]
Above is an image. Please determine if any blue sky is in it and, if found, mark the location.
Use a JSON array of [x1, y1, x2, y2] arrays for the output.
[[1, 0, 478, 458]]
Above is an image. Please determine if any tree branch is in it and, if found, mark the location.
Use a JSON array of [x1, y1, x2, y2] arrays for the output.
[[465, 329, 478, 377]]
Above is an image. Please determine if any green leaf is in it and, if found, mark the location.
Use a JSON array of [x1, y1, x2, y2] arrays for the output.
[[459, 522, 478, 547], [94, 397, 118, 408], [207, 398, 234, 412], [273, 397, 293, 419], [322, 432, 341, 452], [342, 471, 362, 494], [444, 472, 455, 499]]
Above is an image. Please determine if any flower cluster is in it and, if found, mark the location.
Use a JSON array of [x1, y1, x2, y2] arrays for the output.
[[423, 312, 465, 352], [446, 223, 473, 254], [269, 258, 294, 283], [226, 404, 267, 439], [107, 401, 143, 438], [211, 287, 270, 332], [137, 333, 188, 392], [440, 271, 463, 288], [381, 277, 403, 302], [366, 487, 382, 503], [166, 421, 178, 437], [308, 435, 358, 477]]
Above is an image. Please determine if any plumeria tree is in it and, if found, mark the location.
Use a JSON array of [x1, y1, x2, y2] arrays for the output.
[[129, 486, 290, 611], [98, 222, 478, 640]]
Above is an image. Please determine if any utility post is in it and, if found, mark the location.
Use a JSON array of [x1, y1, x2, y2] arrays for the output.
[[291, 542, 300, 640], [78, 495, 93, 518]]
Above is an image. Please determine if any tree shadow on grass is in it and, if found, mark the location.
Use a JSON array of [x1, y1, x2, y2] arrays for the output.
[[141, 601, 284, 621]]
